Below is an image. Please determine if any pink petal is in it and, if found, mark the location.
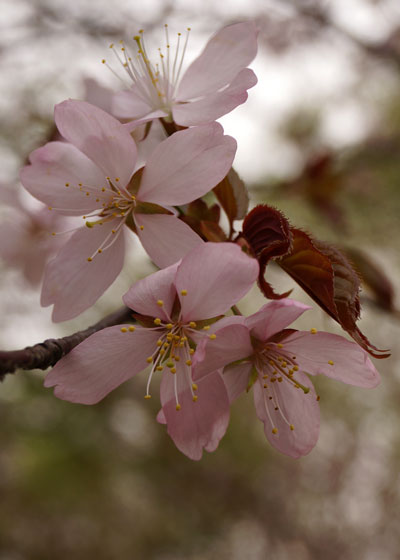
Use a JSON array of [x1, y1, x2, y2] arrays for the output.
[[282, 331, 381, 388], [54, 100, 137, 187], [20, 142, 109, 215], [253, 372, 320, 458], [123, 110, 169, 132], [223, 361, 253, 403], [160, 369, 230, 460], [41, 222, 125, 322], [245, 299, 311, 342], [135, 213, 204, 268], [123, 262, 179, 321], [44, 326, 160, 404], [138, 123, 236, 205], [175, 243, 259, 322], [193, 324, 253, 379], [177, 22, 258, 100], [112, 87, 153, 119], [173, 68, 257, 127]]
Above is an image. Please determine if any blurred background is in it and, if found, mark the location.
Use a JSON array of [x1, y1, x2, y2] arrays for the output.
[[1, 0, 400, 558]]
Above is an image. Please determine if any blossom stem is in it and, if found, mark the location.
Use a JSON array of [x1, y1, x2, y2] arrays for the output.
[[0, 306, 135, 379]]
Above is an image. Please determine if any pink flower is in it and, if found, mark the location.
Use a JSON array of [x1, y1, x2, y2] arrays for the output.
[[194, 299, 381, 458], [0, 185, 68, 285], [20, 99, 236, 321], [44, 243, 259, 460], [112, 22, 258, 127]]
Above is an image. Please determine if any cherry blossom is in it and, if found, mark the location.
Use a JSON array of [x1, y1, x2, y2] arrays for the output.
[[194, 299, 381, 458], [20, 99, 236, 321], [111, 21, 258, 127], [0, 185, 68, 285], [44, 243, 259, 460]]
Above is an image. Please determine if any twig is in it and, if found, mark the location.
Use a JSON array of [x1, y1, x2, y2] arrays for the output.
[[0, 306, 135, 380]]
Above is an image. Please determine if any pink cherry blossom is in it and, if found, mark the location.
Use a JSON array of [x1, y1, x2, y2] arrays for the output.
[[20, 99, 236, 321], [0, 185, 68, 285], [44, 242, 259, 460], [194, 299, 381, 458], [112, 22, 258, 128]]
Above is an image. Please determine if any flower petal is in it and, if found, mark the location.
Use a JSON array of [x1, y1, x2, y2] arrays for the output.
[[55, 100, 137, 187], [138, 123, 236, 205], [160, 369, 230, 460], [223, 361, 253, 403], [41, 222, 125, 322], [177, 22, 258, 100], [175, 242, 259, 322], [193, 323, 253, 379], [123, 262, 179, 321], [282, 331, 381, 388], [20, 142, 109, 215], [253, 372, 320, 458], [112, 86, 153, 119], [173, 68, 257, 126], [245, 299, 311, 342], [135, 213, 204, 268], [44, 326, 160, 404]]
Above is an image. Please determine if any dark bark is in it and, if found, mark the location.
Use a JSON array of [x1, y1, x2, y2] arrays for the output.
[[0, 306, 135, 380]]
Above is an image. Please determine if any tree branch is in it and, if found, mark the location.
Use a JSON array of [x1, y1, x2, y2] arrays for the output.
[[0, 306, 135, 380]]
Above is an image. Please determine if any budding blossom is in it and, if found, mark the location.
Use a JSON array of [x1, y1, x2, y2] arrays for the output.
[[44, 243, 259, 460], [111, 21, 258, 127], [194, 299, 381, 458], [20, 100, 236, 321]]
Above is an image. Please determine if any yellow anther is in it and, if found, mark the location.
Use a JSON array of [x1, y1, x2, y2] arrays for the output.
[[272, 428, 278, 435], [97, 249, 102, 254], [181, 336, 187, 342], [144, 395, 151, 400], [175, 404, 181, 411], [208, 334, 217, 340], [52, 232, 56, 236], [290, 424, 295, 431], [202, 325, 210, 331], [86, 192, 90, 196], [109, 43, 114, 48], [174, 356, 180, 362], [112, 230, 116, 234], [293, 365, 299, 371], [271, 378, 277, 383], [281, 361, 287, 368], [263, 374, 268, 379], [189, 349, 195, 355], [159, 349, 165, 356], [157, 340, 163, 347], [120, 327, 128, 333], [166, 334, 173, 342], [189, 321, 196, 328], [157, 299, 164, 307], [140, 225, 144, 230], [170, 367, 177, 374], [166, 361, 174, 368], [166, 323, 173, 330], [316, 395, 321, 401], [192, 383, 198, 391], [180, 289, 188, 296], [263, 384, 267, 388], [179, 342, 184, 347], [192, 395, 198, 402], [310, 328, 318, 334], [131, 195, 136, 200], [269, 360, 275, 366], [174, 335, 180, 341], [278, 377, 283, 382], [277, 343, 283, 348], [328, 360, 334, 366], [101, 187, 106, 192], [154, 318, 162, 325], [186, 360, 192, 366], [48, 206, 52, 210], [288, 369, 294, 375], [65, 182, 69, 187], [129, 326, 135, 332], [146, 357, 153, 363], [156, 366, 163, 371], [163, 342, 169, 348], [102, 59, 106, 64], [87, 257, 93, 262]]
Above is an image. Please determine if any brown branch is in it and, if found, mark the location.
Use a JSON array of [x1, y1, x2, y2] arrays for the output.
[[0, 306, 135, 380]]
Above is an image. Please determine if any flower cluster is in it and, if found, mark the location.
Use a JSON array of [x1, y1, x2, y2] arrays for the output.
[[1, 21, 384, 460]]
